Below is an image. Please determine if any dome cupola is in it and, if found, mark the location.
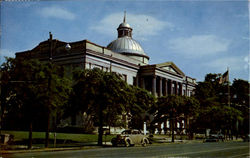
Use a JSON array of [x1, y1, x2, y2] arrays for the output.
[[107, 12, 149, 64], [117, 12, 132, 38]]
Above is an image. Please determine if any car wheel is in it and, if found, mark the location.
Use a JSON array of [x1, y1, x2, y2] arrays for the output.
[[125, 139, 131, 147], [112, 142, 117, 147], [142, 139, 147, 147], [111, 138, 117, 147]]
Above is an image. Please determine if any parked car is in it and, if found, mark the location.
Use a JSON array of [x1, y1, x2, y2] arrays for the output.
[[111, 129, 149, 147], [242, 134, 250, 142], [204, 133, 224, 142]]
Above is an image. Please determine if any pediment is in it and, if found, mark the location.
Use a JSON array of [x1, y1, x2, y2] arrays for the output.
[[156, 62, 185, 76]]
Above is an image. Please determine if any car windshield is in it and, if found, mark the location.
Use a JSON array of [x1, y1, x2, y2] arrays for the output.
[[121, 130, 140, 134], [132, 131, 140, 134], [122, 130, 131, 134]]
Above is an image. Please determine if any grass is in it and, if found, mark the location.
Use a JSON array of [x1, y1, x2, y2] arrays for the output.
[[1, 130, 115, 148]]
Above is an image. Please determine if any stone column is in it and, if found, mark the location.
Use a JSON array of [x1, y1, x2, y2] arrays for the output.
[[164, 79, 168, 96], [169, 80, 172, 95], [136, 76, 139, 87], [179, 83, 183, 96], [175, 82, 178, 95], [186, 83, 188, 96], [159, 77, 162, 97], [140, 77, 145, 89], [152, 76, 156, 96]]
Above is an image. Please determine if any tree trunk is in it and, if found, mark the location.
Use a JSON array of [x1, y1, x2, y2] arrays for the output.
[[0, 107, 3, 135], [45, 111, 50, 148], [98, 125, 103, 146], [171, 118, 175, 142], [171, 111, 175, 143], [98, 105, 103, 146], [0, 94, 6, 135], [28, 121, 32, 149]]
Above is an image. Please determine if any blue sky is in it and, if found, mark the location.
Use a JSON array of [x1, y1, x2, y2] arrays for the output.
[[1, 0, 249, 82]]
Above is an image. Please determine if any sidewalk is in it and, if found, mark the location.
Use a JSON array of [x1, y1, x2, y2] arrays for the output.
[[1, 139, 243, 154]]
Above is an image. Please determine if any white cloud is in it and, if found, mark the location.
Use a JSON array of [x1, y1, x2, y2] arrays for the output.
[[242, 36, 250, 40], [203, 56, 245, 72], [38, 6, 76, 20], [90, 12, 173, 41], [234, 14, 248, 18], [168, 35, 231, 57]]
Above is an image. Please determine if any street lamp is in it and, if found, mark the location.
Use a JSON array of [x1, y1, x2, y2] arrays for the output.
[[65, 43, 71, 51]]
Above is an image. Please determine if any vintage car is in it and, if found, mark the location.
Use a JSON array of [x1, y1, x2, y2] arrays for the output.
[[111, 129, 149, 147], [204, 133, 225, 142], [242, 134, 250, 142]]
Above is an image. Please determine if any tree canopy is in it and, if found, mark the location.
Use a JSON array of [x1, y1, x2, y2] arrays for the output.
[[70, 68, 131, 145], [0, 57, 72, 148], [194, 73, 244, 136]]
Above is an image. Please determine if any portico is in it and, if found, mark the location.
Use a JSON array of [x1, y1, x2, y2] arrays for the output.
[[138, 62, 194, 97]]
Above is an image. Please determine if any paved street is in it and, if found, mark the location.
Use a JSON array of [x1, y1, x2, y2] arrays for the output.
[[2, 142, 249, 158]]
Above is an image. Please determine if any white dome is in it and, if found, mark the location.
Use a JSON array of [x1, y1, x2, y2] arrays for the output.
[[107, 36, 146, 56], [107, 12, 149, 62], [118, 22, 131, 28]]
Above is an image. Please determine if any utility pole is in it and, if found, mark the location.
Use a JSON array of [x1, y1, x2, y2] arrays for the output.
[[45, 32, 53, 148]]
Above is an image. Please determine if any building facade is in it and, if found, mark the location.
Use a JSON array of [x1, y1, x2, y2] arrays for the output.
[[16, 14, 196, 133]]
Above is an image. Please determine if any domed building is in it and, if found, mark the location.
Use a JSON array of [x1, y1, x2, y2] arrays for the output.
[[107, 14, 149, 65], [16, 13, 196, 134]]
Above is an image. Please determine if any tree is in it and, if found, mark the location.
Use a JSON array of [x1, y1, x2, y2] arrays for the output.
[[194, 73, 222, 108], [44, 62, 72, 148], [231, 79, 249, 135], [127, 86, 155, 130], [155, 95, 185, 142], [194, 73, 243, 138], [71, 68, 129, 146], [1, 58, 71, 149], [0, 57, 16, 133], [182, 96, 199, 138]]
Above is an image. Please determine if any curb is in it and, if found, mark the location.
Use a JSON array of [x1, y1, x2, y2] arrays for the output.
[[1, 146, 102, 154]]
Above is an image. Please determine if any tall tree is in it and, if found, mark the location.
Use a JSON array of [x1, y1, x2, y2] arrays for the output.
[[71, 68, 129, 146], [194, 73, 243, 137], [127, 86, 155, 130], [1, 58, 71, 149], [231, 79, 249, 135], [155, 95, 185, 142], [0, 57, 16, 133], [182, 96, 200, 138]]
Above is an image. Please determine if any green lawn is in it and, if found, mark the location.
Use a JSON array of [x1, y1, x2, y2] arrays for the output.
[[1, 130, 114, 145]]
